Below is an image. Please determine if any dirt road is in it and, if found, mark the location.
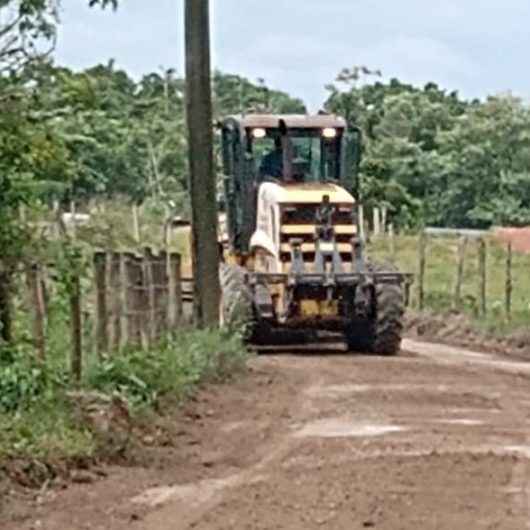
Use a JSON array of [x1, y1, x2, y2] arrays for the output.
[[7, 340, 530, 529]]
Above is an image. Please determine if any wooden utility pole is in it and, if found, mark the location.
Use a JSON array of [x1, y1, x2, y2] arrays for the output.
[[185, 0, 220, 328]]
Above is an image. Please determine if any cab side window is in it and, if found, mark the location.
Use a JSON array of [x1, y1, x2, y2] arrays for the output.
[[222, 128, 234, 175]]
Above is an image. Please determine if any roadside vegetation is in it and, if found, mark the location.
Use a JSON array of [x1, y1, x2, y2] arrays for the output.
[[0, 328, 246, 465]]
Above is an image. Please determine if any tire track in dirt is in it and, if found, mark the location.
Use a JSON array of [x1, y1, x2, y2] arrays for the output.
[[132, 362, 329, 530], [406, 338, 530, 528]]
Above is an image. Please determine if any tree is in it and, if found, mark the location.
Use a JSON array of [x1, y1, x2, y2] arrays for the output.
[[0, 0, 119, 344], [326, 74, 469, 228], [436, 95, 530, 228], [213, 71, 306, 116], [0, 0, 58, 73], [327, 72, 530, 230]]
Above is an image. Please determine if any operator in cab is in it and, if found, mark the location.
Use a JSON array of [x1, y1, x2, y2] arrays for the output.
[[259, 137, 306, 182], [259, 137, 283, 179]]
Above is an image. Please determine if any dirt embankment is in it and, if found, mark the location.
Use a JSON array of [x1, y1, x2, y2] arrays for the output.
[[406, 310, 530, 361]]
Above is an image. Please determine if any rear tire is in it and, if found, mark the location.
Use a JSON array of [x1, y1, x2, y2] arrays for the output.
[[219, 264, 254, 338], [346, 262, 404, 356]]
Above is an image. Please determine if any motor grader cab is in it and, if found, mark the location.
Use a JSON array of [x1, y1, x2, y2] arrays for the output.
[[219, 114, 410, 355]]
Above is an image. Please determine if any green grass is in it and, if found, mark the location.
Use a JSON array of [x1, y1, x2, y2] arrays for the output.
[[0, 400, 94, 462], [368, 234, 530, 333], [86, 329, 248, 408], [0, 329, 248, 466]]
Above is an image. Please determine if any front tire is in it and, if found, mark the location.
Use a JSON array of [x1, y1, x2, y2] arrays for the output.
[[346, 263, 405, 356], [371, 279, 404, 355]]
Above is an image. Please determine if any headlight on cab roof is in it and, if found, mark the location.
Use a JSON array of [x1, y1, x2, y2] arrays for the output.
[[322, 128, 337, 139], [251, 128, 267, 139]]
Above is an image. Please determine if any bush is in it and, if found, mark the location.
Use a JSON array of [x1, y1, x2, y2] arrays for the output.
[[0, 347, 66, 413], [86, 329, 248, 408], [0, 400, 94, 461], [0, 329, 248, 464]]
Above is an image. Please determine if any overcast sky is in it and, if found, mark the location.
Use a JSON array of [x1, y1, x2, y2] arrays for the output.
[[56, 0, 530, 110]]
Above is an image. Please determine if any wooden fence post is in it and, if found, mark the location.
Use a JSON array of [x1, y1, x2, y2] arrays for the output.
[[166, 252, 173, 329], [94, 252, 108, 356], [70, 200, 77, 240], [417, 231, 427, 311], [0, 268, 13, 344], [154, 251, 169, 339], [124, 252, 144, 348], [26, 263, 46, 360], [144, 248, 156, 347], [119, 253, 129, 350], [388, 224, 396, 262], [132, 204, 141, 243], [506, 242, 512, 320], [358, 204, 365, 241], [478, 238, 487, 317], [143, 248, 169, 343], [108, 252, 121, 351], [453, 237, 468, 311], [373, 207, 381, 237], [381, 206, 388, 235], [70, 273, 82, 383], [52, 200, 61, 239], [164, 218, 172, 251]]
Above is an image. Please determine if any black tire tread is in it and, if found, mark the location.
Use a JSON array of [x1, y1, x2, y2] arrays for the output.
[[347, 261, 405, 356], [219, 264, 254, 335]]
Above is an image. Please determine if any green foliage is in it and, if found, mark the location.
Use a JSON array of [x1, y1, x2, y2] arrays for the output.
[[0, 0, 59, 73], [88, 0, 118, 8], [0, 399, 93, 460], [0, 350, 58, 412], [1, 62, 307, 226], [326, 73, 530, 229], [0, 361, 48, 413], [213, 72, 306, 115], [87, 330, 248, 408], [0, 329, 248, 461]]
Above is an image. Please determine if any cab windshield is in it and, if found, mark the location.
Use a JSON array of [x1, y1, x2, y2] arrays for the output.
[[249, 129, 342, 183]]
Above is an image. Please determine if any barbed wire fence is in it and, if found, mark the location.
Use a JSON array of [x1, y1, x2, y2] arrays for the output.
[[369, 225, 521, 321]]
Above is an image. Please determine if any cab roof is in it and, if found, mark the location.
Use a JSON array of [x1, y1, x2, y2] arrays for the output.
[[224, 114, 347, 130]]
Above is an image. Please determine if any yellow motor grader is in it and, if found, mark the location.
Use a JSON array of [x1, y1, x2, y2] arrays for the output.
[[218, 114, 410, 355]]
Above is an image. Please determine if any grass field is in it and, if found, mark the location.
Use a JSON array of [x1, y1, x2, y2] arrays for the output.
[[368, 234, 530, 333]]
